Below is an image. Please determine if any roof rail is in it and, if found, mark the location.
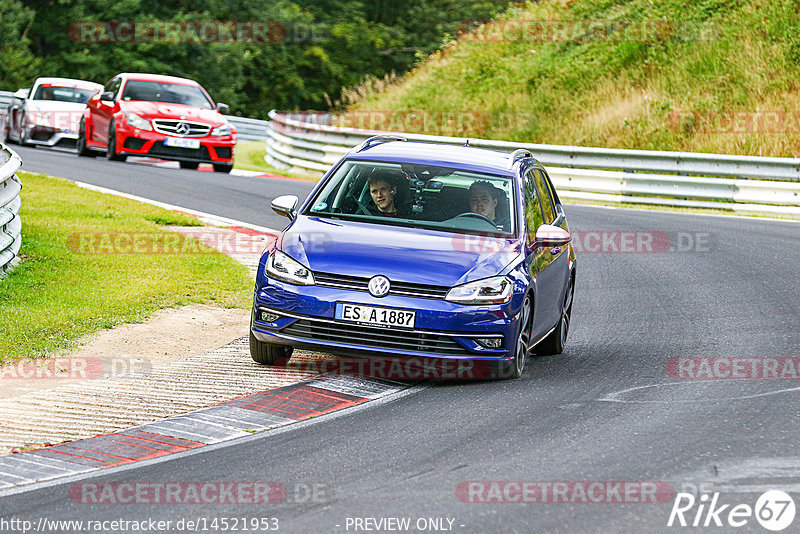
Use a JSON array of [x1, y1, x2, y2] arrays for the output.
[[355, 135, 407, 152], [507, 149, 534, 169]]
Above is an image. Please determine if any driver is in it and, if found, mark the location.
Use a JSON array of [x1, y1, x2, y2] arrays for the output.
[[467, 181, 510, 230], [368, 171, 409, 217]]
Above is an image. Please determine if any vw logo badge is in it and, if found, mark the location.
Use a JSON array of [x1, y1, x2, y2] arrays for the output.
[[368, 275, 391, 298], [175, 122, 190, 135]]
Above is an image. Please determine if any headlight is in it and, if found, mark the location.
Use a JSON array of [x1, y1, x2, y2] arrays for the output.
[[211, 123, 231, 136], [265, 250, 315, 285], [445, 276, 513, 305], [125, 112, 152, 131]]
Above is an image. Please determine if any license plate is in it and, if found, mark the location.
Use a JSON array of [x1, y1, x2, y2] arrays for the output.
[[164, 137, 200, 149], [335, 302, 416, 329]]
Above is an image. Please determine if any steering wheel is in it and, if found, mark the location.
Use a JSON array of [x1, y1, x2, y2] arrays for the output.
[[452, 212, 497, 226]]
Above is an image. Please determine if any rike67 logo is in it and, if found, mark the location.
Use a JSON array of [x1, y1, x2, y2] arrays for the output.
[[668, 490, 795, 531]]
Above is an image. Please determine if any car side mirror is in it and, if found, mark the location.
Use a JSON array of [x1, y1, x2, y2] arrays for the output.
[[272, 195, 298, 219], [216, 103, 230, 114], [14, 88, 29, 100], [535, 224, 571, 247], [100, 91, 115, 102]]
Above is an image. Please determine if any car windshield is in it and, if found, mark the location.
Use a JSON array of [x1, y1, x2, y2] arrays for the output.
[[32, 85, 97, 103], [305, 160, 516, 236], [121, 80, 213, 109]]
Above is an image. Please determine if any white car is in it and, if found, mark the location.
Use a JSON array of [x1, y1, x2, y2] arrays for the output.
[[1, 77, 102, 148]]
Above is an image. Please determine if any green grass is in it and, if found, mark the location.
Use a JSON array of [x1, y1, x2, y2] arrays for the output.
[[346, 0, 800, 158], [0, 171, 253, 365], [234, 140, 318, 180]]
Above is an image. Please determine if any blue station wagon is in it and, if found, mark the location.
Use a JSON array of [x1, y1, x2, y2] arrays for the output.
[[250, 137, 576, 379]]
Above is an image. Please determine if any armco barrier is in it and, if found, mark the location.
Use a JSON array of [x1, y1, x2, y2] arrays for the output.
[[0, 143, 22, 275], [264, 111, 800, 218], [226, 115, 269, 142]]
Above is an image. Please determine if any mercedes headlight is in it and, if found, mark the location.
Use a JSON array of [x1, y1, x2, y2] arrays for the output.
[[125, 112, 152, 131], [265, 250, 315, 285], [211, 123, 231, 136], [445, 276, 513, 305]]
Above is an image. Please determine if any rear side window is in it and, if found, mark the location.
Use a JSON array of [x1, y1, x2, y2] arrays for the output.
[[541, 169, 560, 207], [523, 169, 544, 237], [534, 170, 556, 224]]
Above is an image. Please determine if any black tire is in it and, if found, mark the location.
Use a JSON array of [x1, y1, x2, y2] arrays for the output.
[[106, 124, 127, 161], [76, 120, 96, 157], [249, 331, 293, 365], [212, 163, 233, 173], [505, 294, 533, 379], [536, 276, 574, 356], [179, 161, 199, 169]]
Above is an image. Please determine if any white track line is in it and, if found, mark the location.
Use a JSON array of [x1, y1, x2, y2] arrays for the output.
[[71, 180, 281, 234]]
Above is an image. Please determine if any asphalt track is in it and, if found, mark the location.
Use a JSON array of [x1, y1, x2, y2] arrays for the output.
[[3, 144, 800, 533]]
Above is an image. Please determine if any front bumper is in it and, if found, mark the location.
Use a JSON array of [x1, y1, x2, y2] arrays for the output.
[[26, 126, 79, 147], [250, 278, 524, 365], [116, 127, 235, 163]]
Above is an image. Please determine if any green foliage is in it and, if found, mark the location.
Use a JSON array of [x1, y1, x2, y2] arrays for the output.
[[352, 0, 800, 158], [1, 0, 510, 117], [0, 0, 40, 88]]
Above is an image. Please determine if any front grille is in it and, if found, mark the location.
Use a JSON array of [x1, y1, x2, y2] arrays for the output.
[[31, 129, 55, 141], [313, 272, 449, 300], [152, 120, 211, 137], [54, 138, 77, 148], [123, 137, 146, 150], [148, 141, 210, 161], [213, 146, 232, 159], [282, 318, 471, 356]]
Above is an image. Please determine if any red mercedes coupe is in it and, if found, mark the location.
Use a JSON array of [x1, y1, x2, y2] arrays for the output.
[[78, 73, 236, 172]]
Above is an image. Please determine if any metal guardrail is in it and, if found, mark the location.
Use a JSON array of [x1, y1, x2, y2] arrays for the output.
[[226, 116, 268, 142], [0, 143, 23, 276], [264, 111, 800, 218], [0, 91, 12, 126]]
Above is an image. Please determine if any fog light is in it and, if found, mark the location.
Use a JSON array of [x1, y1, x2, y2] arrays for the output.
[[476, 337, 503, 348], [260, 311, 281, 323]]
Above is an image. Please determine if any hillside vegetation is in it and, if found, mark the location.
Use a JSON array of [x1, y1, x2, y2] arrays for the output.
[[347, 0, 800, 157], [0, 0, 510, 117]]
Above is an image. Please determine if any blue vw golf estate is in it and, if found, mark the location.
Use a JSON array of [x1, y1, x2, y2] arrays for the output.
[[250, 137, 575, 378]]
